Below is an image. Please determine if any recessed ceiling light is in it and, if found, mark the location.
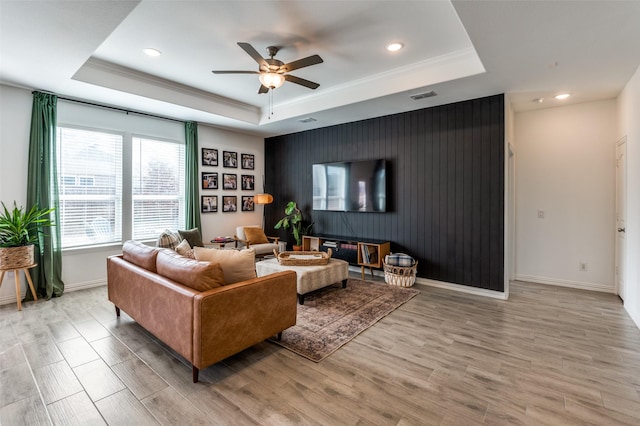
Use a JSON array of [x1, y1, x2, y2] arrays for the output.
[[143, 48, 162, 57], [385, 42, 404, 52], [554, 93, 570, 100]]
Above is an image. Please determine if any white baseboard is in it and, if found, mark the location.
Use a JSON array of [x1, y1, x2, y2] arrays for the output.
[[415, 277, 508, 300], [515, 274, 614, 293], [0, 278, 106, 306]]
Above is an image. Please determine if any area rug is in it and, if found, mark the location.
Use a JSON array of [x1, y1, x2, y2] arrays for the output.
[[270, 279, 420, 362]]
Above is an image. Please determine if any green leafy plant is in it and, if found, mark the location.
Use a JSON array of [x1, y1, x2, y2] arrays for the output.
[[274, 201, 312, 247], [0, 202, 54, 248]]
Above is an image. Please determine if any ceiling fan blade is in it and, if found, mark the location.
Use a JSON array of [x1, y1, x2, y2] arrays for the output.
[[237, 42, 268, 69], [258, 84, 269, 94], [211, 70, 260, 74], [284, 74, 320, 89], [281, 55, 323, 73]]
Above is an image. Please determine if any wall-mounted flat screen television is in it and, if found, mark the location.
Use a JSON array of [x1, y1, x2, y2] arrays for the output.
[[312, 159, 386, 212]]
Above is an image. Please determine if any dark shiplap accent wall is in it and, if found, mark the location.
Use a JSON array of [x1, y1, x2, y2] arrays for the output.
[[265, 94, 504, 292]]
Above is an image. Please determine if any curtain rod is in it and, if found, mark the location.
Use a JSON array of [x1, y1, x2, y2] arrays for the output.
[[54, 95, 186, 124]]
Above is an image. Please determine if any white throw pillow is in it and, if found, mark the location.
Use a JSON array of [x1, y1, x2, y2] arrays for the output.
[[193, 247, 256, 284], [174, 239, 195, 259]]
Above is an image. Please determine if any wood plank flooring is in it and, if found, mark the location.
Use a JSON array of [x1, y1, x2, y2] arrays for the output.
[[1, 277, 639, 425]]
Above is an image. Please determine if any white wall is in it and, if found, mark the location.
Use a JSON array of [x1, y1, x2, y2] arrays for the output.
[[515, 100, 617, 292], [617, 65, 640, 328], [0, 84, 264, 305]]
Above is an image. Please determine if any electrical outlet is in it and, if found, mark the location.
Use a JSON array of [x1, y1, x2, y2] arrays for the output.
[[579, 262, 587, 272], [537, 209, 545, 219]]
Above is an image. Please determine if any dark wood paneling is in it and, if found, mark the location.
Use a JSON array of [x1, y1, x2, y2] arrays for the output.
[[265, 94, 504, 292]]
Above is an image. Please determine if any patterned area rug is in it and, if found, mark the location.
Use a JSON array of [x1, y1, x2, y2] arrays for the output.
[[270, 279, 420, 362]]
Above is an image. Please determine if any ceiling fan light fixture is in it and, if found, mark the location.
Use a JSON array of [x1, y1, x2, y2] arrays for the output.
[[259, 72, 285, 89]]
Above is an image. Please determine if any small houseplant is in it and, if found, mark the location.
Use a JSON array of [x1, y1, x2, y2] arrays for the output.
[[274, 201, 312, 250], [0, 202, 54, 269]]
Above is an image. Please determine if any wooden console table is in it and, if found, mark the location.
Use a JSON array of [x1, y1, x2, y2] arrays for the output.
[[302, 235, 390, 280], [0, 263, 38, 311]]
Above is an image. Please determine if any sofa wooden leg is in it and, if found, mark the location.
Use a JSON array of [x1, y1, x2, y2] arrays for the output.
[[276, 332, 282, 341], [192, 366, 199, 383], [342, 279, 348, 288], [297, 294, 305, 305], [115, 306, 120, 317]]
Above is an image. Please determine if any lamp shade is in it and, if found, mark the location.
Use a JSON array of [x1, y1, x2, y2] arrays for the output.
[[258, 73, 285, 89], [254, 193, 274, 205]]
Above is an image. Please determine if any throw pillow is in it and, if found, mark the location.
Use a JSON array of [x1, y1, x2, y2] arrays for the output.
[[243, 227, 269, 244], [122, 240, 159, 273], [175, 239, 195, 259], [193, 247, 256, 285], [156, 229, 182, 250], [179, 228, 204, 247], [156, 249, 225, 292]]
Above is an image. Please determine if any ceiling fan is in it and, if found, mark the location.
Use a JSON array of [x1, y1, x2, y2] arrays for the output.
[[212, 42, 323, 94]]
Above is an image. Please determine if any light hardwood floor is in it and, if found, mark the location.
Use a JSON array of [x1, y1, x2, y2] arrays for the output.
[[1, 276, 639, 425]]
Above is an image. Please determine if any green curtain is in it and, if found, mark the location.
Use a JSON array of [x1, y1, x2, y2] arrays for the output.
[[25, 91, 64, 300], [185, 121, 201, 231]]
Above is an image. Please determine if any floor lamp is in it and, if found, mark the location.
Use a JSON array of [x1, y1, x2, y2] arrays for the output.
[[254, 193, 273, 229]]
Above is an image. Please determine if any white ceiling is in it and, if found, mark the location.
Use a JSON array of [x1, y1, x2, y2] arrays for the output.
[[1, 0, 639, 137]]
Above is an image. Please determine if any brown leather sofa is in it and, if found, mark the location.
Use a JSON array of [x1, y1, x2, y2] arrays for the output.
[[107, 241, 297, 382]]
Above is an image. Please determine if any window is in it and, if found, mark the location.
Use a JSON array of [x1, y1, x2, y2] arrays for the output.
[[132, 137, 185, 240], [56, 127, 185, 249]]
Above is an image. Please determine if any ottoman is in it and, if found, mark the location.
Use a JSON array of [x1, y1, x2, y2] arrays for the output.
[[255, 258, 349, 304]]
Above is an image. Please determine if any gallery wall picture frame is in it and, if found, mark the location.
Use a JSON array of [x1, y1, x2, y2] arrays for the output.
[[241, 174, 255, 191], [241, 196, 255, 212], [201, 172, 218, 190], [202, 148, 218, 166], [241, 153, 255, 170], [223, 151, 238, 168], [222, 196, 237, 212], [222, 173, 237, 190], [201, 195, 218, 213]]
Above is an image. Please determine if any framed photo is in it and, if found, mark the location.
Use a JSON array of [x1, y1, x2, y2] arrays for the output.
[[241, 174, 254, 191], [201, 172, 218, 190], [241, 153, 255, 170], [201, 195, 217, 213], [223, 151, 237, 168], [222, 173, 237, 190], [222, 196, 237, 212], [202, 148, 218, 166], [242, 196, 255, 211]]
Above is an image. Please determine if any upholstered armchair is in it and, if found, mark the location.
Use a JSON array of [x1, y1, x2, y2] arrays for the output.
[[234, 225, 283, 258]]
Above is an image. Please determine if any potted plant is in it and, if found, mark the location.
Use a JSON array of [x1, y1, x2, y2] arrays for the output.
[[274, 201, 312, 250], [0, 202, 54, 269]]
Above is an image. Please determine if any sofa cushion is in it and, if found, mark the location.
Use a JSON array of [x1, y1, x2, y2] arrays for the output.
[[175, 239, 195, 259], [156, 229, 182, 250], [156, 249, 225, 292], [122, 240, 159, 273], [243, 227, 269, 245], [193, 247, 256, 285], [179, 228, 204, 248]]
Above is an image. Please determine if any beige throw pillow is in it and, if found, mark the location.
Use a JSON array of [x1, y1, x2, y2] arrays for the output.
[[243, 227, 269, 244], [175, 239, 195, 259], [193, 247, 256, 284]]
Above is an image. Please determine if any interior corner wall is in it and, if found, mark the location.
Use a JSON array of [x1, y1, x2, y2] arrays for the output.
[[618, 65, 640, 328], [514, 99, 617, 292], [265, 94, 505, 292]]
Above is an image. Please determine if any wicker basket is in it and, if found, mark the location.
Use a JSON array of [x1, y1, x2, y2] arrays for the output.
[[383, 259, 418, 287], [0, 245, 35, 270], [275, 249, 332, 266]]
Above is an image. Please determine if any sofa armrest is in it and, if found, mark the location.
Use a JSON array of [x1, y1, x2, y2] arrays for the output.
[[192, 270, 297, 369]]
